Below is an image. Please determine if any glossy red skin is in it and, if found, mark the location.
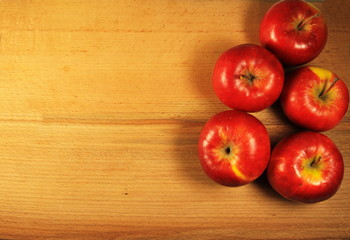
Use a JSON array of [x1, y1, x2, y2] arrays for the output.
[[212, 44, 284, 112], [267, 131, 344, 203], [198, 110, 270, 187], [280, 67, 349, 131], [259, 0, 327, 66]]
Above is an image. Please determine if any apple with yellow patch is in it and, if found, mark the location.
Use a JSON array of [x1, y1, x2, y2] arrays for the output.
[[198, 110, 270, 186], [281, 66, 349, 131], [267, 131, 344, 203]]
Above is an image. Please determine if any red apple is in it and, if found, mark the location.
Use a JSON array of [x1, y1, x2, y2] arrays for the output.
[[280, 66, 349, 132], [212, 44, 284, 112], [267, 131, 344, 203], [260, 0, 327, 66], [198, 110, 270, 187]]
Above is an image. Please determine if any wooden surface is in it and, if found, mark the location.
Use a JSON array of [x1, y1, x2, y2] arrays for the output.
[[0, 0, 349, 239]]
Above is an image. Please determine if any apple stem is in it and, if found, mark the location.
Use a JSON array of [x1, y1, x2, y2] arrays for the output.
[[310, 156, 321, 168], [240, 72, 256, 83], [319, 77, 339, 98], [296, 13, 320, 31]]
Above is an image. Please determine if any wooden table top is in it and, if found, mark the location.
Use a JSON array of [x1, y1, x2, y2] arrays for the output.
[[0, 0, 349, 239]]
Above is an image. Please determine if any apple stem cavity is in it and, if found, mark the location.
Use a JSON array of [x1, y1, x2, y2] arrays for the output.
[[296, 13, 320, 31], [225, 146, 231, 155], [310, 156, 321, 168], [240, 72, 256, 83], [319, 77, 339, 98]]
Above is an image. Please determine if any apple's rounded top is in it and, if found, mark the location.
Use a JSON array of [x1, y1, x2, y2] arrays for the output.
[[267, 131, 344, 203], [212, 43, 284, 112], [198, 110, 270, 187], [259, 0, 327, 66], [280, 66, 349, 131]]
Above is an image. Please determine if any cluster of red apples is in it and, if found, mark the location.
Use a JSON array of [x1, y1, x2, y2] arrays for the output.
[[198, 0, 349, 203]]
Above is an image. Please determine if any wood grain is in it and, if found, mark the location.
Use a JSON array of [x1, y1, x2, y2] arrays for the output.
[[0, 0, 349, 239]]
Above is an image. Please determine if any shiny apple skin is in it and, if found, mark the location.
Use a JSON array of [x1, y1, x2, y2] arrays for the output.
[[212, 44, 284, 112], [267, 131, 344, 203], [198, 110, 270, 187], [280, 66, 349, 132], [259, 0, 327, 66]]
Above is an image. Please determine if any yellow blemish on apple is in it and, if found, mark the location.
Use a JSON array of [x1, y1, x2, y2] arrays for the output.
[[309, 67, 339, 104], [309, 67, 332, 80], [301, 155, 325, 185], [213, 127, 248, 181], [230, 163, 248, 181]]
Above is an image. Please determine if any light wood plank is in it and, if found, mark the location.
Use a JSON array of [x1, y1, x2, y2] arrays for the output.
[[0, 0, 349, 239]]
